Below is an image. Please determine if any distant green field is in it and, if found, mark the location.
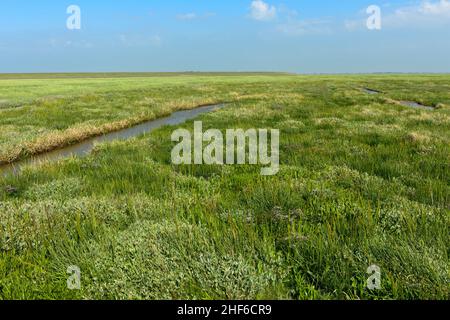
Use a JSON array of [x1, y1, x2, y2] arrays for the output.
[[0, 74, 449, 299], [0, 72, 292, 80]]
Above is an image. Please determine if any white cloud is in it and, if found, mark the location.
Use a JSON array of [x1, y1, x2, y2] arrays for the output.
[[250, 0, 277, 21], [345, 0, 450, 31]]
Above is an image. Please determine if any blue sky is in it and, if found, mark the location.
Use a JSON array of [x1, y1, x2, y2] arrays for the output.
[[0, 0, 449, 73]]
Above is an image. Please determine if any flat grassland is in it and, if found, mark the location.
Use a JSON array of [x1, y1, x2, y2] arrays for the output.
[[0, 73, 449, 299]]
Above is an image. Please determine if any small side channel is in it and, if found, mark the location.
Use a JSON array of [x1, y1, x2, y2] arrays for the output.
[[361, 88, 434, 110], [397, 101, 434, 110], [0, 103, 225, 177], [362, 88, 382, 95]]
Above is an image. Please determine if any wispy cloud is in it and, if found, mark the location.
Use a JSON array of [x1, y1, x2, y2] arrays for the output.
[[275, 8, 333, 36], [49, 38, 93, 49], [176, 12, 216, 21], [277, 18, 333, 36], [176, 13, 198, 21], [386, 0, 450, 27], [249, 0, 277, 21], [248, 1, 333, 36], [345, 0, 450, 31]]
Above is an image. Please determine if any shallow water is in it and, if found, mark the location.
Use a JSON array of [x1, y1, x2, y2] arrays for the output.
[[362, 88, 381, 95], [398, 101, 434, 110], [362, 88, 434, 110], [0, 104, 224, 176]]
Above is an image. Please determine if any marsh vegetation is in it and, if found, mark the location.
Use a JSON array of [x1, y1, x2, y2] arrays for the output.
[[0, 73, 448, 299]]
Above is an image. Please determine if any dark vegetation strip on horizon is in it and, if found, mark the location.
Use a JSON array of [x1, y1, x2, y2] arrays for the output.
[[2, 72, 450, 81]]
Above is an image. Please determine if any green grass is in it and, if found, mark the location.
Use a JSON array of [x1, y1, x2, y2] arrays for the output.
[[0, 74, 449, 299]]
